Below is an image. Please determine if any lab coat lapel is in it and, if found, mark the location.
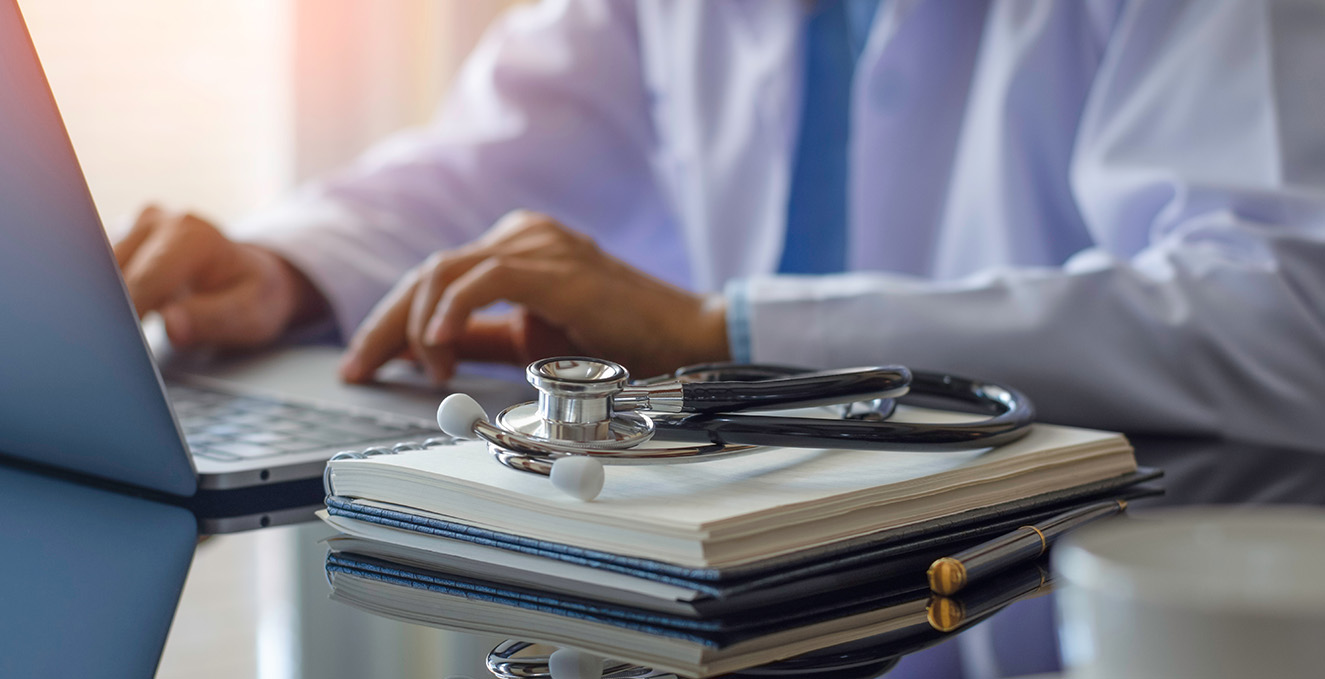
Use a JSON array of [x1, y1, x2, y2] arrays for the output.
[[849, 0, 989, 277], [638, 0, 804, 290]]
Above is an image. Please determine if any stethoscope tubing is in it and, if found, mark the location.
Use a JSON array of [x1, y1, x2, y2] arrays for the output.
[[650, 371, 1034, 452]]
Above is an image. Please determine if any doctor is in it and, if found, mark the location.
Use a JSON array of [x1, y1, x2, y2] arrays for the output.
[[115, 0, 1325, 450]]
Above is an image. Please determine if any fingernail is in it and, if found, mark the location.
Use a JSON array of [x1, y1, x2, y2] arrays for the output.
[[339, 355, 364, 382], [425, 366, 445, 384], [424, 317, 448, 346], [162, 307, 191, 346]]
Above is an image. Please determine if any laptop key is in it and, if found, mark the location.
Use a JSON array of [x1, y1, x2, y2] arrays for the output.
[[191, 446, 240, 461], [187, 425, 247, 439], [294, 411, 359, 427], [270, 439, 324, 453], [207, 441, 281, 459], [236, 431, 294, 446], [322, 420, 404, 439], [258, 420, 312, 434], [221, 412, 283, 427], [292, 428, 376, 446]]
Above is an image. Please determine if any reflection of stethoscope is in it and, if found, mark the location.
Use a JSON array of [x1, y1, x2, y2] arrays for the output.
[[485, 638, 909, 679], [438, 357, 1035, 500]]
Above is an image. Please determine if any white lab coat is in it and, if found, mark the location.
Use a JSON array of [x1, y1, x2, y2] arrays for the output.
[[237, 0, 1325, 449]]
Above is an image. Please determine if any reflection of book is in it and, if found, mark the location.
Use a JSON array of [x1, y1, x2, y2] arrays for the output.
[[323, 551, 1057, 678], [325, 550, 935, 678], [323, 418, 1137, 569]]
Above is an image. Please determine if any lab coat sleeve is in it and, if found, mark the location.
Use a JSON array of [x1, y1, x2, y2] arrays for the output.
[[740, 0, 1325, 448], [229, 0, 679, 341]]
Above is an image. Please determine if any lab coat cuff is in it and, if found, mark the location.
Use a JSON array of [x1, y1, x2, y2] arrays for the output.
[[723, 279, 754, 364], [740, 273, 917, 368], [228, 201, 399, 345]]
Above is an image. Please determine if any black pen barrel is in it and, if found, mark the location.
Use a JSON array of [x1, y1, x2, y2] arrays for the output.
[[928, 499, 1126, 595]]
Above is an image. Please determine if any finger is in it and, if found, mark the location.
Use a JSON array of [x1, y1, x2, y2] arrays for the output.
[[158, 281, 273, 349], [415, 259, 543, 381], [448, 312, 577, 365], [340, 273, 419, 383], [407, 249, 493, 345], [406, 250, 492, 382], [429, 257, 566, 349], [510, 308, 580, 361], [113, 204, 165, 269], [121, 215, 222, 317], [449, 315, 524, 364]]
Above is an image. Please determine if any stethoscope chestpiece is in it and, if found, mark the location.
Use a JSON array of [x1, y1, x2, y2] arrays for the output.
[[504, 357, 655, 450]]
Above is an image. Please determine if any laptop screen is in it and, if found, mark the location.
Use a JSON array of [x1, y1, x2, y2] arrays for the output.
[[0, 0, 197, 495]]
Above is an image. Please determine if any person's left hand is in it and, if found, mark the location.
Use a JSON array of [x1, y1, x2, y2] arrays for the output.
[[338, 210, 730, 384]]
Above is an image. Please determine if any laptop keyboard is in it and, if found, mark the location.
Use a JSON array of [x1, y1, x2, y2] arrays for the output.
[[167, 383, 439, 462]]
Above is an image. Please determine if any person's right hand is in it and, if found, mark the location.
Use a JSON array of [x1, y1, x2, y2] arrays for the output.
[[113, 206, 326, 349]]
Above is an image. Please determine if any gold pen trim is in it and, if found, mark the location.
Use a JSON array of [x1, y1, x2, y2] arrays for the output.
[[1022, 524, 1048, 556], [927, 557, 967, 596], [927, 595, 966, 633]]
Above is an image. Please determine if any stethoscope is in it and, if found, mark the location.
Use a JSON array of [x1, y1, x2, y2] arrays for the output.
[[437, 357, 1035, 501]]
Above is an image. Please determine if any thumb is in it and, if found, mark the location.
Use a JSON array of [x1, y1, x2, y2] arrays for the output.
[[510, 308, 579, 363], [450, 309, 578, 366], [160, 287, 274, 349]]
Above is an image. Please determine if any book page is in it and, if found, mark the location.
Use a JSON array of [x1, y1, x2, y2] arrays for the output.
[[355, 419, 1128, 531]]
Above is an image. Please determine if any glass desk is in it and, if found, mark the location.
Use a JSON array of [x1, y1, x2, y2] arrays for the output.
[[4, 435, 1324, 678]]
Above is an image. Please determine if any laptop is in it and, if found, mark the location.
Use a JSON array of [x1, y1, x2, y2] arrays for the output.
[[0, 1, 528, 531]]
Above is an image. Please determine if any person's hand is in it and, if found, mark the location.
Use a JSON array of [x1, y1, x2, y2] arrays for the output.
[[113, 206, 327, 348], [339, 210, 730, 383]]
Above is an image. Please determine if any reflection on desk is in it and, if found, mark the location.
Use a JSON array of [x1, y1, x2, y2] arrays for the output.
[[324, 551, 1052, 678], [5, 433, 1325, 679], [0, 463, 197, 678]]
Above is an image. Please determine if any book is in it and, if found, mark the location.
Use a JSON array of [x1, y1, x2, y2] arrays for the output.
[[322, 414, 1136, 570]]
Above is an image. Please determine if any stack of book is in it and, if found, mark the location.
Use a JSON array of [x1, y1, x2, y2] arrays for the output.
[[320, 413, 1154, 677]]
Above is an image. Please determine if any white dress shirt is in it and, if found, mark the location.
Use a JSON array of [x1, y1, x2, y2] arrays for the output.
[[235, 0, 1325, 448]]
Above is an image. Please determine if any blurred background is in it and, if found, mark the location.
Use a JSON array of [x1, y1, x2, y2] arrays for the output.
[[22, 0, 515, 231], [21, 1, 519, 677]]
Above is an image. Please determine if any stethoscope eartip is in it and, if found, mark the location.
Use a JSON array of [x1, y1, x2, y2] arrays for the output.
[[550, 456, 605, 501], [547, 647, 604, 679], [437, 393, 489, 439]]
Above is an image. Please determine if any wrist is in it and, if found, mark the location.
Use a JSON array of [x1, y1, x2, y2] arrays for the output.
[[245, 244, 329, 333], [689, 294, 731, 366]]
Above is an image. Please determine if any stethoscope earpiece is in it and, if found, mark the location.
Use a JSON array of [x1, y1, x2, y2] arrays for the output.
[[549, 456, 605, 501], [436, 392, 489, 439]]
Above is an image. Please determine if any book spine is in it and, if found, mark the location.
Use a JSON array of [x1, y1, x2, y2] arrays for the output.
[[322, 436, 459, 497]]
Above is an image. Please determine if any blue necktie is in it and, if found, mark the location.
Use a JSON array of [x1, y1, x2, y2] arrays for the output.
[[778, 0, 879, 275]]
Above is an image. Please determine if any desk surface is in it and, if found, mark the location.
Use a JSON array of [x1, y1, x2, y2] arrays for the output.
[[4, 435, 1324, 679]]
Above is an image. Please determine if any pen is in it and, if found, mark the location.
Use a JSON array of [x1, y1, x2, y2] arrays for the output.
[[926, 499, 1127, 596]]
